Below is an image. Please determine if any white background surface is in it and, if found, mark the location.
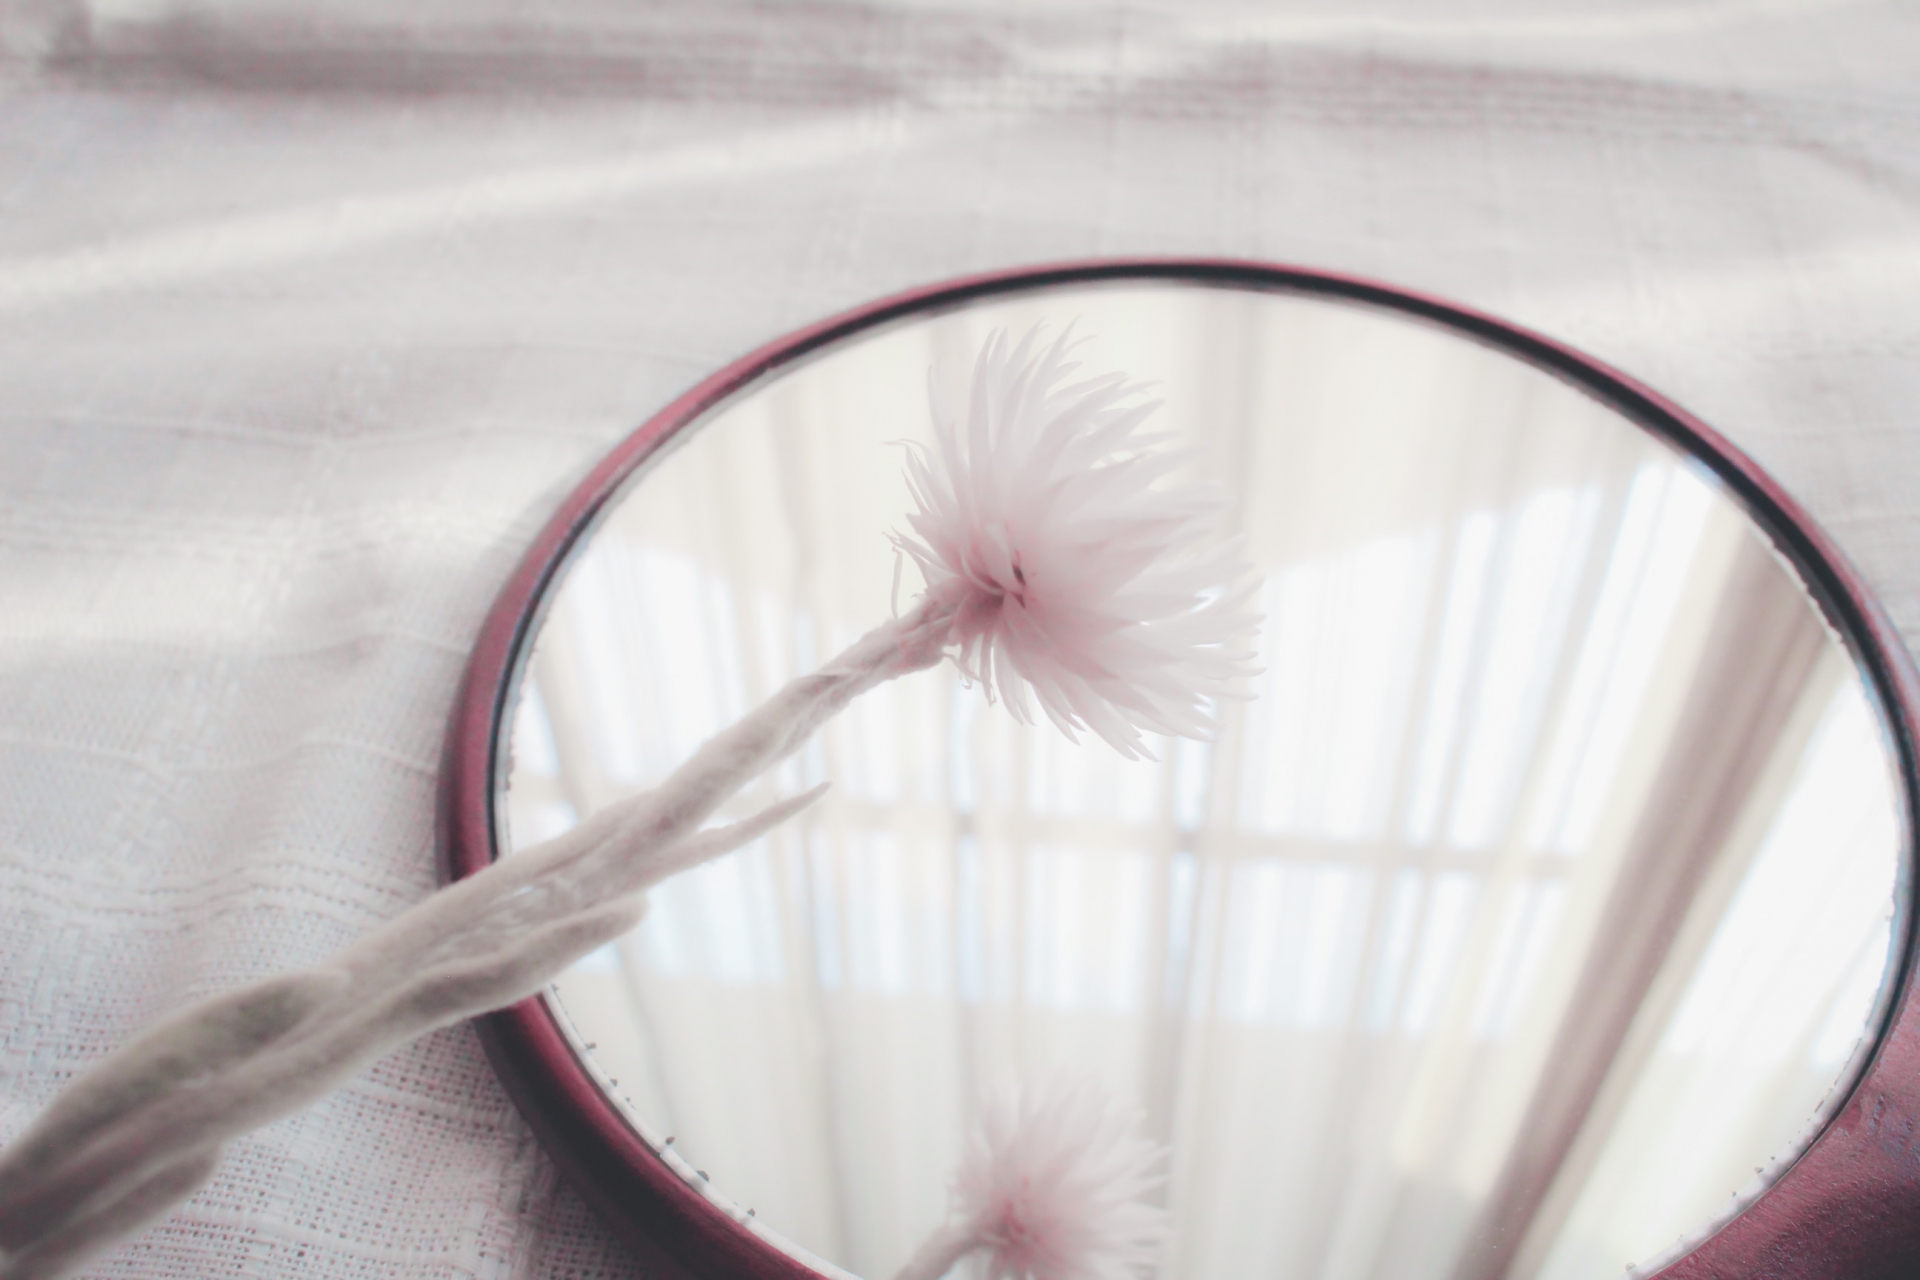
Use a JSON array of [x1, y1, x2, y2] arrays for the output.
[[1, 2, 1917, 1276]]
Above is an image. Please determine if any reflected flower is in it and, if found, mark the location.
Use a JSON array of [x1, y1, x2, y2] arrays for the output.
[[957, 1080, 1168, 1280], [892, 1078, 1169, 1280]]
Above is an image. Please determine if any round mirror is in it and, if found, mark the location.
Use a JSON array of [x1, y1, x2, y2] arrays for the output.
[[442, 263, 1917, 1280]]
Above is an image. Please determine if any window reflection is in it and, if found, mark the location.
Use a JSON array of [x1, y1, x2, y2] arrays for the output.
[[503, 287, 1899, 1280]]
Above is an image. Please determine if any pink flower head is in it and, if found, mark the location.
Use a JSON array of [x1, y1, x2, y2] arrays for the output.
[[894, 326, 1260, 759], [953, 1080, 1169, 1280]]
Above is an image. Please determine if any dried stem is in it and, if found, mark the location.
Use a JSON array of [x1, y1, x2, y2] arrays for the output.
[[889, 1220, 978, 1280], [0, 600, 955, 1280]]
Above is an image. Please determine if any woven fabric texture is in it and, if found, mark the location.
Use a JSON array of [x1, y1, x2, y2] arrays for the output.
[[0, 1, 1916, 1275]]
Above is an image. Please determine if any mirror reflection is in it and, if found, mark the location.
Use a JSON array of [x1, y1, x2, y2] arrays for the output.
[[499, 283, 1901, 1280]]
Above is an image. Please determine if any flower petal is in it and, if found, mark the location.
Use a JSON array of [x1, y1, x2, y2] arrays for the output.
[[895, 325, 1262, 755]]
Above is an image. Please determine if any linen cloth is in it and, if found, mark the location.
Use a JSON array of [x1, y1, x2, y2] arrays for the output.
[[0, 1, 1916, 1276]]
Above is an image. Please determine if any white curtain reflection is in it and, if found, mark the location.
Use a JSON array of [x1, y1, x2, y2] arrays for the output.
[[503, 288, 1899, 1280]]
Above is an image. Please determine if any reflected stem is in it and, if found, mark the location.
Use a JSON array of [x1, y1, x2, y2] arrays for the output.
[[890, 1220, 978, 1280]]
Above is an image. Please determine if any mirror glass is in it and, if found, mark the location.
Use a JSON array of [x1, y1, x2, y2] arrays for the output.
[[497, 281, 1903, 1280]]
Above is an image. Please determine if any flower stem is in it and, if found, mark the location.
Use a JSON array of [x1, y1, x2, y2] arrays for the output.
[[890, 1220, 978, 1280], [0, 600, 956, 1280]]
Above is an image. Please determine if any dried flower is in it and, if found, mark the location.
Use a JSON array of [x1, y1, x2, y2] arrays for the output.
[[0, 325, 1246, 1279], [894, 327, 1260, 759], [892, 1079, 1169, 1280]]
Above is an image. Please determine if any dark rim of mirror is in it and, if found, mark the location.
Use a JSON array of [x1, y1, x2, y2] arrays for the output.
[[439, 259, 1920, 1280]]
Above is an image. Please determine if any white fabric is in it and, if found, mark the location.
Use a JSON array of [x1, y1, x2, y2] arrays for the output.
[[1, 1, 1917, 1276]]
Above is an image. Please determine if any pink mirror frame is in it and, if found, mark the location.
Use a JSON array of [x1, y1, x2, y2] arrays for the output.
[[438, 259, 1920, 1280]]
